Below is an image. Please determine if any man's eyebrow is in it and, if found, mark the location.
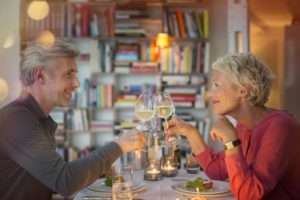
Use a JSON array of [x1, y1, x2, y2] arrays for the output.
[[66, 68, 78, 73]]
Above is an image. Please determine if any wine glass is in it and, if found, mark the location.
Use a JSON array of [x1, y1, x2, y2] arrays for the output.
[[135, 93, 155, 130], [135, 93, 155, 151], [153, 91, 180, 146]]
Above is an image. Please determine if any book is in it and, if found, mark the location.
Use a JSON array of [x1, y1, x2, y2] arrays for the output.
[[164, 87, 198, 94], [173, 101, 193, 107], [80, 4, 90, 37], [175, 9, 187, 38], [194, 11, 204, 38], [162, 75, 190, 85], [203, 9, 209, 39]]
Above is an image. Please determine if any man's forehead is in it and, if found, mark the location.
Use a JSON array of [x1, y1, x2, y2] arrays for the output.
[[54, 57, 77, 70]]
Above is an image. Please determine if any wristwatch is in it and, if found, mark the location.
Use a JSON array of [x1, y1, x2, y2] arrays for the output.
[[224, 139, 241, 150]]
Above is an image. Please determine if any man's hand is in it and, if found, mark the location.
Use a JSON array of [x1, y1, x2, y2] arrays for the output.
[[115, 128, 146, 153]]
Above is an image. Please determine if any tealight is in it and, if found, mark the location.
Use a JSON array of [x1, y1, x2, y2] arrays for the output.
[[144, 163, 162, 181]]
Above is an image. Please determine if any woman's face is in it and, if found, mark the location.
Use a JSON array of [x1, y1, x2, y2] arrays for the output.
[[207, 69, 244, 116]]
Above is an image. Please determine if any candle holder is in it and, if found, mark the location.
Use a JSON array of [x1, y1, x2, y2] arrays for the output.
[[144, 160, 162, 181], [144, 126, 163, 181], [184, 146, 200, 174], [185, 154, 200, 174], [161, 155, 178, 177]]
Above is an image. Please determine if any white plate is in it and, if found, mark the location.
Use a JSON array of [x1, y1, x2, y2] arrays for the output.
[[171, 180, 231, 197], [87, 179, 144, 193]]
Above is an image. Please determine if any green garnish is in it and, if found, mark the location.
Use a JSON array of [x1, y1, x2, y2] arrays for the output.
[[104, 175, 125, 187], [104, 176, 113, 187], [186, 177, 212, 192]]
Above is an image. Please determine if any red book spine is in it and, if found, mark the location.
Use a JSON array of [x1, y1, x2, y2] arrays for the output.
[[81, 4, 90, 37]]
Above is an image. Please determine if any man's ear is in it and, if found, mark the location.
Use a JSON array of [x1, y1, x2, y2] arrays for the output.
[[34, 68, 45, 83]]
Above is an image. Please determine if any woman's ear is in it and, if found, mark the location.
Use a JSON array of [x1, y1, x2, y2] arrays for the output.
[[240, 88, 248, 97], [240, 83, 251, 97]]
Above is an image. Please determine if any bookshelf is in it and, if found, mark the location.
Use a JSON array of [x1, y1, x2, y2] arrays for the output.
[[20, 0, 210, 161]]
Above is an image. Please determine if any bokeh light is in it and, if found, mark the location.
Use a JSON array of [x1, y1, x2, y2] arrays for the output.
[[0, 79, 9, 102], [27, 1, 49, 21], [35, 30, 55, 47]]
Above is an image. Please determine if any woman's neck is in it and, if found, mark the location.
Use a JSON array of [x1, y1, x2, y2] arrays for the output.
[[231, 105, 272, 129]]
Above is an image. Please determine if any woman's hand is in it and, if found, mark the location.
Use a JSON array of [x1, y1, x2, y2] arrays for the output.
[[210, 116, 238, 143], [166, 117, 207, 155], [166, 117, 198, 139]]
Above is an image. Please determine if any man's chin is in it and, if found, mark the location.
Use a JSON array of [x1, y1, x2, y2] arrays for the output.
[[60, 99, 72, 107]]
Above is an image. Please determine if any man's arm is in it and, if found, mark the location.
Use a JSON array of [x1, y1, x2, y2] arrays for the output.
[[1, 109, 122, 196]]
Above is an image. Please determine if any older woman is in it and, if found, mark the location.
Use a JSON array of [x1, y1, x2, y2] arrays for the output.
[[167, 53, 300, 200]]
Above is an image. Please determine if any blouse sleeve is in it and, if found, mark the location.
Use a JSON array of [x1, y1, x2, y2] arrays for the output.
[[194, 144, 228, 180]]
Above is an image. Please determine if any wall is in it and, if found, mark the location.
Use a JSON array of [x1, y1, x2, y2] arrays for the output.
[[0, 0, 21, 107], [207, 0, 229, 149], [250, 25, 285, 109]]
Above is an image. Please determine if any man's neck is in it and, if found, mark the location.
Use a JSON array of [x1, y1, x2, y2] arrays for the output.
[[22, 87, 52, 116]]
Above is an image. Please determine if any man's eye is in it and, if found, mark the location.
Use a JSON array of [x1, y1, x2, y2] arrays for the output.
[[211, 83, 220, 89], [66, 72, 72, 77]]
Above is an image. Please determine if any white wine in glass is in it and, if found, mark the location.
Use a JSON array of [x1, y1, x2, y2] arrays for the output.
[[135, 93, 155, 152], [153, 91, 179, 146], [155, 105, 173, 119], [136, 109, 155, 122]]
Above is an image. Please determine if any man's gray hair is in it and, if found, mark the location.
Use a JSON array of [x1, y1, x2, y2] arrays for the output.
[[212, 53, 276, 106], [20, 39, 79, 86]]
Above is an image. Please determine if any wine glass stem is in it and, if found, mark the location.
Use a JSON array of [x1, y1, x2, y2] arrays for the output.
[[142, 121, 148, 152], [164, 118, 168, 141]]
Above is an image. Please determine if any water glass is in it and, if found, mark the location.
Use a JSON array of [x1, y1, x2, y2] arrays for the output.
[[112, 164, 133, 200]]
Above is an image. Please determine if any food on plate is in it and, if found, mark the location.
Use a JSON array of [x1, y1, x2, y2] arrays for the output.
[[104, 176, 113, 187], [186, 177, 213, 192], [104, 175, 125, 187]]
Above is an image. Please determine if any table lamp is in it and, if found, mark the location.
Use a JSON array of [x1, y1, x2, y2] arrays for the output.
[[156, 33, 170, 73], [156, 33, 169, 49]]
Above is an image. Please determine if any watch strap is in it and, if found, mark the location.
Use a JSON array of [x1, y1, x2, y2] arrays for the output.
[[224, 139, 241, 150]]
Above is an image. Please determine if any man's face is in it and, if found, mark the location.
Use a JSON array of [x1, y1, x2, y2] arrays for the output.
[[44, 57, 80, 107], [207, 69, 243, 116]]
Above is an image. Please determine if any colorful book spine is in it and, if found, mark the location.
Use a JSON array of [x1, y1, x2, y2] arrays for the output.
[[175, 9, 187, 38]]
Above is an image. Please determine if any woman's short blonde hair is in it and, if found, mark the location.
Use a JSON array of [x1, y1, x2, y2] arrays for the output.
[[212, 53, 276, 106]]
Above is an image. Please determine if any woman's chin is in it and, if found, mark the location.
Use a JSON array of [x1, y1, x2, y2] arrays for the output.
[[212, 109, 226, 116]]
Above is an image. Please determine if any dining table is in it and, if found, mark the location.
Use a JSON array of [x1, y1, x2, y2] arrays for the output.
[[73, 168, 236, 200]]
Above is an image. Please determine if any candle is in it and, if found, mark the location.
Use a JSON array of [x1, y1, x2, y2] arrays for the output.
[[161, 165, 176, 171], [161, 160, 177, 177], [144, 167, 162, 181], [147, 168, 160, 174]]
